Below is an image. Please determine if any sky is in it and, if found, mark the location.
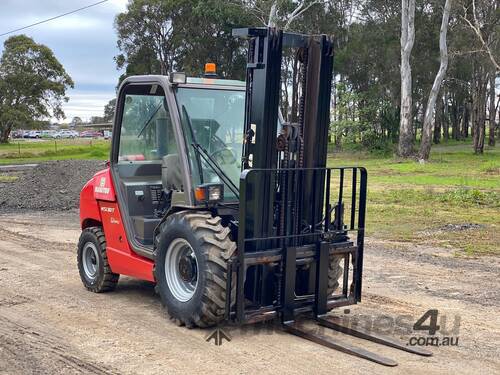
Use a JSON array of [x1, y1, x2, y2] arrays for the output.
[[0, 0, 128, 122]]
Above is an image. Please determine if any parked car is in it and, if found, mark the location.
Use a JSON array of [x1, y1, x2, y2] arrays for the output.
[[26, 130, 42, 138], [41, 130, 56, 138], [103, 130, 112, 140], [79, 130, 102, 138], [11, 130, 25, 138], [54, 130, 78, 139]]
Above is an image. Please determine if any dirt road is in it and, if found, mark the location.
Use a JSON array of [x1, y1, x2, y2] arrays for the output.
[[0, 211, 498, 374]]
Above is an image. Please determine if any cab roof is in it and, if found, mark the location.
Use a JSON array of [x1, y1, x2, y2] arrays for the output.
[[186, 77, 245, 87]]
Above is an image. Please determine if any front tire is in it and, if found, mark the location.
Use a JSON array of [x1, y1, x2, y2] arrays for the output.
[[77, 227, 119, 292], [327, 255, 344, 296], [154, 211, 236, 328]]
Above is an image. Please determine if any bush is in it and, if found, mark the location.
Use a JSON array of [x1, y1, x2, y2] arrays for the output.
[[480, 162, 500, 174], [439, 188, 499, 207]]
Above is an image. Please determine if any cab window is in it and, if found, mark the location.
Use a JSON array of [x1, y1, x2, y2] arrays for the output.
[[118, 88, 177, 162]]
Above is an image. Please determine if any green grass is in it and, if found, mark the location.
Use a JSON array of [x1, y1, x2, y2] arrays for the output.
[[1, 138, 498, 256], [0, 175, 18, 182], [328, 140, 500, 256], [0, 139, 109, 164]]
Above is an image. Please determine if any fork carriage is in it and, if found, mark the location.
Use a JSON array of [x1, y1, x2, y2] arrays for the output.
[[228, 166, 368, 324]]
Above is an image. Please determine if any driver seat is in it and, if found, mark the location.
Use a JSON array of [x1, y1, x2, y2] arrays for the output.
[[162, 154, 183, 191]]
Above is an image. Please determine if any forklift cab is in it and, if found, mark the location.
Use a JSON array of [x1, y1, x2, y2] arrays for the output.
[[111, 74, 245, 254]]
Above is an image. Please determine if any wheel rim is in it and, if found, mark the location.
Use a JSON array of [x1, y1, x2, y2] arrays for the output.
[[82, 242, 99, 280], [165, 238, 198, 302]]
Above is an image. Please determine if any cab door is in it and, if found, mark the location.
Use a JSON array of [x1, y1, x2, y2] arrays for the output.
[[109, 79, 186, 255]]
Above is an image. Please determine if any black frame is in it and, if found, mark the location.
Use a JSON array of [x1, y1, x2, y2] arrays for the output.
[[228, 166, 368, 323], [229, 28, 365, 324]]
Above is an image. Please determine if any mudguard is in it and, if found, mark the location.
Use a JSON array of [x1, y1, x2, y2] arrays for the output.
[[79, 168, 154, 282]]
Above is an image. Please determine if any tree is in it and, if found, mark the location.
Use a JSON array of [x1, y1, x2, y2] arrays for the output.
[[456, 0, 498, 153], [398, 0, 416, 157], [0, 35, 73, 143], [104, 98, 116, 122], [111, 0, 494, 155], [461, 0, 499, 72], [419, 0, 452, 160], [115, 0, 255, 81], [90, 116, 104, 124], [71, 116, 83, 126], [488, 74, 496, 146], [263, 0, 324, 29], [115, 0, 178, 75]]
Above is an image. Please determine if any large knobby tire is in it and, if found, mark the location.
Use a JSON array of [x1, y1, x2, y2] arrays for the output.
[[77, 227, 119, 292], [154, 211, 236, 328], [327, 255, 344, 296]]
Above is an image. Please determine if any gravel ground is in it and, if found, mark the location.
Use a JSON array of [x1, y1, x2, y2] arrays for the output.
[[0, 211, 498, 374], [0, 160, 104, 211]]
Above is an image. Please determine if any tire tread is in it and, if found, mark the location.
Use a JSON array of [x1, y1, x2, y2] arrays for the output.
[[154, 211, 236, 328], [77, 226, 119, 293]]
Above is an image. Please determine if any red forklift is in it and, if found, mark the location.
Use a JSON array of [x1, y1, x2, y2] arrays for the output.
[[78, 27, 431, 366]]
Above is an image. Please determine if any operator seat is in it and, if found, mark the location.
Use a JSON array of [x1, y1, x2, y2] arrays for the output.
[[162, 154, 183, 191]]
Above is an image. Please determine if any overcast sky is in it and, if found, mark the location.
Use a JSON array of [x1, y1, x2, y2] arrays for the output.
[[0, 0, 128, 122]]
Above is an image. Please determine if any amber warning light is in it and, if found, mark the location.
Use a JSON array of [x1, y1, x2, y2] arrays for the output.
[[204, 63, 217, 77]]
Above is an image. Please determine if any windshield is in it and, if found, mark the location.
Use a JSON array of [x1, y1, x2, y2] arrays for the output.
[[175, 87, 245, 200]]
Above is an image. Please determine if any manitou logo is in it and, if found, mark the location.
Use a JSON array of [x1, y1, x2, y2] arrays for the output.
[[95, 177, 110, 194]]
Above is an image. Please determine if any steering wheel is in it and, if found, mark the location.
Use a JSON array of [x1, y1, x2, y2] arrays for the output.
[[209, 147, 237, 165]]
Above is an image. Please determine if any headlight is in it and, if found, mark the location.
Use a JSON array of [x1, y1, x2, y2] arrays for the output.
[[194, 183, 224, 203], [208, 185, 222, 201], [169, 72, 186, 84]]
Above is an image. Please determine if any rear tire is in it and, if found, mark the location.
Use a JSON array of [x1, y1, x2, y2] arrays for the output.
[[77, 227, 119, 292], [154, 211, 236, 328]]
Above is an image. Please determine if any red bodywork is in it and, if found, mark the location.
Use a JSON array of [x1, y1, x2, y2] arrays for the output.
[[79, 168, 155, 282]]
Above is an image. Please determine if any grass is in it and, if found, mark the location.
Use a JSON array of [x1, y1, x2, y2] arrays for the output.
[[1, 138, 498, 256], [328, 140, 500, 256], [0, 139, 109, 164], [0, 175, 18, 182]]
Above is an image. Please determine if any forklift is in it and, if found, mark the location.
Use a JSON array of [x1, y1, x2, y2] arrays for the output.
[[78, 27, 431, 366]]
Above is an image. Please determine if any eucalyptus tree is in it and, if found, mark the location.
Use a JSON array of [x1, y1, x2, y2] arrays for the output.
[[0, 35, 73, 143]]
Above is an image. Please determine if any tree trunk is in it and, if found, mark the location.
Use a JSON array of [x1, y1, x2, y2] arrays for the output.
[[0, 120, 13, 143], [443, 92, 450, 140], [419, 0, 451, 160], [335, 74, 345, 149], [488, 72, 496, 146], [497, 97, 500, 140], [413, 101, 420, 142], [457, 102, 465, 140], [290, 53, 300, 122], [462, 101, 470, 138], [434, 96, 443, 144], [451, 101, 459, 140], [473, 69, 487, 154], [471, 74, 477, 140], [0, 127, 10, 143], [398, 0, 416, 157], [267, 2, 278, 27]]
